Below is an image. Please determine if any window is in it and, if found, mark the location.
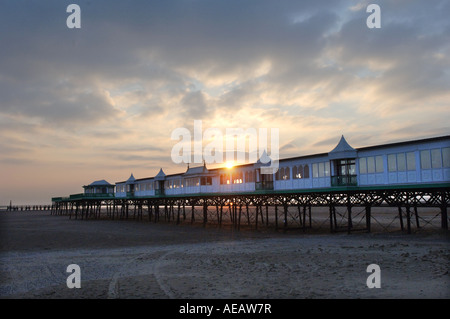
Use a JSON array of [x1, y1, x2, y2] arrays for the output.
[[388, 154, 397, 172], [397, 153, 406, 172], [232, 172, 243, 184], [334, 159, 355, 176], [312, 163, 319, 178], [293, 165, 304, 179], [245, 171, 255, 183], [173, 179, 181, 188], [276, 167, 289, 180], [420, 150, 431, 169], [281, 167, 290, 180], [431, 149, 442, 168], [304, 165, 310, 178], [375, 156, 384, 173], [220, 174, 230, 185], [318, 163, 324, 177], [367, 157, 375, 173], [443, 148, 450, 168], [185, 178, 199, 187], [406, 152, 415, 171], [359, 158, 367, 174], [298, 165, 304, 179], [201, 177, 212, 186], [250, 171, 255, 182], [324, 162, 330, 177]]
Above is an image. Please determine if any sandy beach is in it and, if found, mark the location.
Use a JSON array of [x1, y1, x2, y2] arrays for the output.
[[0, 211, 448, 299]]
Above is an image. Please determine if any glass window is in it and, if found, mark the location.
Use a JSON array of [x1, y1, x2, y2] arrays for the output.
[[318, 162, 324, 177], [406, 152, 415, 171], [324, 162, 330, 177], [367, 157, 375, 174], [375, 156, 384, 173], [431, 149, 442, 168], [348, 160, 356, 175], [284, 167, 290, 180], [397, 153, 406, 171], [420, 150, 431, 169], [304, 165, 310, 178], [312, 163, 318, 178], [388, 154, 397, 172], [443, 148, 450, 168], [298, 165, 304, 179], [359, 158, 367, 174], [292, 166, 297, 179]]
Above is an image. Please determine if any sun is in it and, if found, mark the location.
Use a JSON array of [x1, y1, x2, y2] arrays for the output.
[[225, 161, 234, 169]]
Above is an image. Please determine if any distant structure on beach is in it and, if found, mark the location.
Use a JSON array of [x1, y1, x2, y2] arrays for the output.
[[83, 180, 115, 196], [54, 134, 449, 198]]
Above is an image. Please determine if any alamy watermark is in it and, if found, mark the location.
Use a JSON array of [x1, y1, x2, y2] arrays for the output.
[[366, 4, 381, 29], [66, 3, 380, 30], [366, 264, 381, 288], [66, 264, 81, 289], [171, 120, 279, 173], [66, 4, 81, 29]]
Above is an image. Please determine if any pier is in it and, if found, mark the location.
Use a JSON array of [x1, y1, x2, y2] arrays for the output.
[[51, 183, 449, 234]]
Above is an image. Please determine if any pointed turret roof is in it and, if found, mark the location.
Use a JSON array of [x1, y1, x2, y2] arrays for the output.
[[256, 150, 272, 166], [154, 168, 166, 181], [328, 135, 357, 159], [126, 173, 136, 183]]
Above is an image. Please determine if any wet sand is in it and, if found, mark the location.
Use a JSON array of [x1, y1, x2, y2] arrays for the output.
[[0, 211, 448, 299]]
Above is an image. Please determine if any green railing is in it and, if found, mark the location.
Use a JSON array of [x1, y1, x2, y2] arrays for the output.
[[331, 175, 357, 187], [69, 193, 85, 199], [255, 181, 274, 191], [68, 193, 115, 200]]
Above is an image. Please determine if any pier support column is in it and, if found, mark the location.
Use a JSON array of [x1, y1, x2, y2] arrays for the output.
[[441, 192, 448, 230], [398, 206, 404, 231], [347, 194, 352, 234], [203, 202, 207, 227]]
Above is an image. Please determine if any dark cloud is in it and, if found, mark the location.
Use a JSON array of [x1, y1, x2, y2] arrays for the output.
[[180, 90, 209, 119]]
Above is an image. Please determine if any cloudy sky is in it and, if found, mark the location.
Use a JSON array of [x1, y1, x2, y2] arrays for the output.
[[1, 0, 449, 204]]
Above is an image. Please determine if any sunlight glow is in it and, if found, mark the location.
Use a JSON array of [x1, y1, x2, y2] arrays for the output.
[[225, 161, 234, 169]]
